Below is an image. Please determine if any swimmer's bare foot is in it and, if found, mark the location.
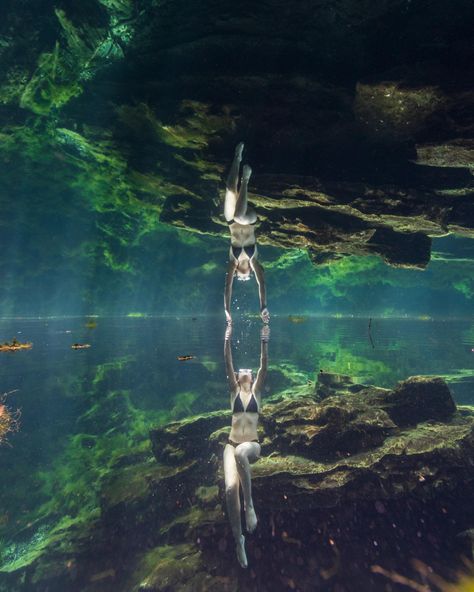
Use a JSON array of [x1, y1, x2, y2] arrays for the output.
[[235, 142, 244, 160], [236, 534, 248, 568], [245, 504, 258, 533], [242, 164, 252, 181]]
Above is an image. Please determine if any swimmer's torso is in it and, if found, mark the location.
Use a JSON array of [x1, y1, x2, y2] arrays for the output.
[[228, 222, 256, 249], [229, 389, 260, 443]]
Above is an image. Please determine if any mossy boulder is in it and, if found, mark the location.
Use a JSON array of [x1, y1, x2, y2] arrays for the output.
[[369, 375, 456, 427], [261, 394, 397, 459], [150, 410, 230, 464]]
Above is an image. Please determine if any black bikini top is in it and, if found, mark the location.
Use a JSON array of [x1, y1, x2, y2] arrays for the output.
[[231, 244, 256, 261], [232, 391, 259, 414], [227, 219, 256, 226]]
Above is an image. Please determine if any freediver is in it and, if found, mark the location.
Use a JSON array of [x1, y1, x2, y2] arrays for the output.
[[224, 143, 270, 324], [223, 323, 269, 568]]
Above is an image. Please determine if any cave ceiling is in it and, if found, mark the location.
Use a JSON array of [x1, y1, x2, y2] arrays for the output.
[[0, 0, 473, 269]]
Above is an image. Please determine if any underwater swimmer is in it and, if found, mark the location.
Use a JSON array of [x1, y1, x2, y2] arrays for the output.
[[223, 324, 269, 568], [224, 143, 269, 324]]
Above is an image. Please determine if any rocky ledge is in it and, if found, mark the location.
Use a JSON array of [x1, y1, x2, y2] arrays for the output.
[[3, 374, 474, 591]]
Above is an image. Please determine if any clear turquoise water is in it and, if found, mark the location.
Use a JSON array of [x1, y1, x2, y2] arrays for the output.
[[0, 315, 473, 566]]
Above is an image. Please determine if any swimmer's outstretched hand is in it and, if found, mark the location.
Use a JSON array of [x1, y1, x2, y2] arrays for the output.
[[261, 325, 270, 342], [260, 307, 270, 324]]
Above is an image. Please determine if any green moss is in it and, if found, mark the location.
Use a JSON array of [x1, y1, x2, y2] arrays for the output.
[[169, 391, 199, 420], [199, 261, 219, 274], [270, 362, 311, 386], [264, 246, 474, 315], [117, 101, 236, 151], [91, 356, 134, 386], [194, 485, 219, 505], [100, 461, 163, 509], [2, 357, 155, 543], [199, 357, 219, 373], [453, 280, 473, 299], [0, 66, 29, 106], [20, 41, 82, 115], [20, 7, 131, 115], [0, 512, 98, 573], [126, 544, 203, 592], [265, 249, 308, 271], [159, 506, 222, 538]]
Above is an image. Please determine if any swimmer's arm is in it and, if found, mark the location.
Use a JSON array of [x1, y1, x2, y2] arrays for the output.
[[251, 259, 269, 320], [224, 330, 239, 394], [253, 327, 269, 397], [224, 260, 237, 322]]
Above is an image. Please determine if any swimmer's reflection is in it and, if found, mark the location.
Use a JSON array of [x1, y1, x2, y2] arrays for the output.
[[223, 324, 269, 568], [224, 142, 269, 324]]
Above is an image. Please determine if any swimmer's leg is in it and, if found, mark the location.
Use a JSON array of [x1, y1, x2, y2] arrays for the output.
[[234, 165, 257, 225], [224, 143, 244, 222], [224, 443, 248, 568], [235, 441, 261, 533]]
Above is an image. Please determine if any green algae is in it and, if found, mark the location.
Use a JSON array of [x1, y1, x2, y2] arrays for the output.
[[125, 544, 203, 592], [159, 506, 223, 539], [316, 346, 392, 385], [100, 460, 164, 509], [118, 101, 236, 151], [169, 391, 199, 420], [194, 485, 219, 506], [20, 5, 132, 116], [93, 355, 134, 383], [20, 41, 82, 115], [199, 357, 219, 373], [269, 362, 312, 386], [2, 351, 220, 560], [265, 247, 474, 314], [0, 357, 152, 548], [0, 512, 99, 574]]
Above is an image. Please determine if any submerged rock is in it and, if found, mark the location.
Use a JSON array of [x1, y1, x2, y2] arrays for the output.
[[150, 410, 230, 464], [370, 375, 456, 427], [315, 370, 368, 399], [261, 395, 397, 459], [142, 375, 474, 590], [2, 375, 474, 592]]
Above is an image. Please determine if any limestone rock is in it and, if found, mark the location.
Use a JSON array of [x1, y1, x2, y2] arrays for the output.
[[369, 375, 456, 427], [417, 139, 474, 169], [315, 370, 369, 399], [150, 411, 230, 464], [3, 375, 474, 592], [261, 395, 397, 459]]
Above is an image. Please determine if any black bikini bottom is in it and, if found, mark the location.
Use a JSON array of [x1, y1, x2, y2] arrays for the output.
[[231, 244, 256, 260], [228, 439, 259, 448]]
